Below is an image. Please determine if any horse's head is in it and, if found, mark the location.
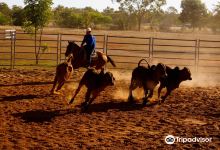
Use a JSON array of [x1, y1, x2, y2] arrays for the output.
[[65, 41, 80, 57]]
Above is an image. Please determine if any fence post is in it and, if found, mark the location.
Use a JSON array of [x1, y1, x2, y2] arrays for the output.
[[150, 37, 154, 64], [103, 34, 107, 54], [10, 31, 13, 69], [105, 35, 109, 69], [194, 39, 199, 73], [197, 39, 200, 73], [13, 31, 16, 69], [148, 37, 151, 59], [59, 34, 62, 63], [105, 35, 108, 56], [56, 34, 60, 65]]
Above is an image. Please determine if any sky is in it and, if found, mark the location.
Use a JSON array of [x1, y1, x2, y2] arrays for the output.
[[0, 0, 219, 12]]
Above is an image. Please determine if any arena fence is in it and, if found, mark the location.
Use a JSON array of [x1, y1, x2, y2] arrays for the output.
[[0, 31, 219, 74]]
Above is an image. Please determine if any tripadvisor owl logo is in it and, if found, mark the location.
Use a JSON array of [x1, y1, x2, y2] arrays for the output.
[[165, 135, 175, 144], [164, 135, 212, 144]]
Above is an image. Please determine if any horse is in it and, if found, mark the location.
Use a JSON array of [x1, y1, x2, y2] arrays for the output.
[[65, 41, 116, 70]]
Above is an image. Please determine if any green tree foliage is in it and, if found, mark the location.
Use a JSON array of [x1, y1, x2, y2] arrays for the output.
[[23, 0, 53, 31], [0, 3, 11, 16], [11, 5, 24, 26], [211, 2, 220, 32], [0, 3, 11, 24], [0, 12, 9, 25], [23, 0, 53, 64], [115, 0, 166, 31], [179, 0, 208, 29], [159, 6, 180, 31], [54, 6, 82, 28], [148, 0, 166, 30], [53, 6, 111, 28]]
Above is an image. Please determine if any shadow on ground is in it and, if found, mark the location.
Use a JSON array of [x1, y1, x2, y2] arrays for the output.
[[86, 100, 159, 113], [0, 81, 53, 87], [0, 94, 49, 102], [13, 109, 77, 123], [12, 100, 159, 123]]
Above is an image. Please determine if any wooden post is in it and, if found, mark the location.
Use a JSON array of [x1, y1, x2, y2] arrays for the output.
[[56, 34, 60, 65], [148, 37, 151, 59], [196, 39, 200, 73], [103, 34, 107, 53], [194, 39, 198, 73], [59, 34, 62, 63], [151, 37, 154, 64], [10, 31, 13, 69], [13, 31, 16, 69]]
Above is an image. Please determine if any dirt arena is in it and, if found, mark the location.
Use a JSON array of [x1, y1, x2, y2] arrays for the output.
[[0, 68, 219, 149]]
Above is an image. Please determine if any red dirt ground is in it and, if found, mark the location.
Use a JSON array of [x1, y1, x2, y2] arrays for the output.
[[0, 68, 219, 149]]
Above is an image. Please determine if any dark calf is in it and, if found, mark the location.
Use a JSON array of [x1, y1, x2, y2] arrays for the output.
[[69, 69, 115, 111], [128, 59, 167, 105], [158, 66, 192, 103]]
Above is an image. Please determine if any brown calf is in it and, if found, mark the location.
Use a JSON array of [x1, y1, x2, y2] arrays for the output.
[[50, 56, 73, 94]]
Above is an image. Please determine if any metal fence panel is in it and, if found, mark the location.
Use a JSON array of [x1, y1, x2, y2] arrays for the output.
[[0, 32, 220, 74]]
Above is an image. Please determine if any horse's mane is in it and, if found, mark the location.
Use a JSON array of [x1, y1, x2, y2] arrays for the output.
[[68, 41, 80, 48]]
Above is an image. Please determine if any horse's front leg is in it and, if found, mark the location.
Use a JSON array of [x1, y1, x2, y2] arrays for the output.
[[128, 79, 137, 103], [83, 90, 99, 112], [81, 89, 92, 109]]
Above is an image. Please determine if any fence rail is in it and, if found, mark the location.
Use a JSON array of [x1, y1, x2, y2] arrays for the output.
[[0, 32, 220, 74]]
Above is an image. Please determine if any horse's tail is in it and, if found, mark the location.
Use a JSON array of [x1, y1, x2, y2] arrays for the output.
[[138, 59, 150, 68], [107, 56, 116, 67]]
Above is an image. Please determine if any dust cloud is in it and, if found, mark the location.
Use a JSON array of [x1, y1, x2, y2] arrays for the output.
[[111, 70, 220, 102], [110, 70, 145, 101], [62, 70, 219, 104], [183, 73, 220, 87]]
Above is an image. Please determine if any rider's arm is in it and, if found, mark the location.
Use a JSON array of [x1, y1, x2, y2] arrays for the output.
[[81, 35, 86, 46]]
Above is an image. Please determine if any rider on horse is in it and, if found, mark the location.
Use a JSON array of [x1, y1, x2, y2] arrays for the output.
[[81, 27, 96, 67]]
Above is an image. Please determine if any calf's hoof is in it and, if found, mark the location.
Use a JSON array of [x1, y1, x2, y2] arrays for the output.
[[52, 91, 62, 95], [81, 105, 89, 112], [142, 98, 148, 106]]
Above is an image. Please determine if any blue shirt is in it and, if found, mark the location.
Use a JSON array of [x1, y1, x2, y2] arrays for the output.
[[81, 34, 96, 48]]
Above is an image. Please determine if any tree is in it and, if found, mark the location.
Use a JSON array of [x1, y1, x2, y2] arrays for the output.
[[0, 3, 11, 17], [11, 5, 24, 26], [23, 0, 53, 64], [0, 12, 8, 25], [0, 2, 11, 24], [148, 0, 166, 30], [159, 6, 180, 31], [114, 0, 166, 31], [53, 6, 112, 29], [211, 2, 220, 32], [179, 0, 208, 30]]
